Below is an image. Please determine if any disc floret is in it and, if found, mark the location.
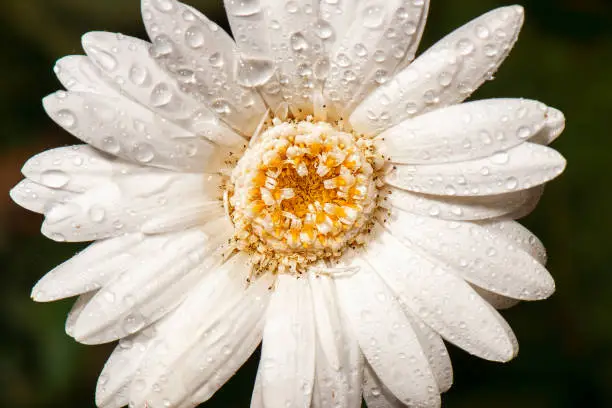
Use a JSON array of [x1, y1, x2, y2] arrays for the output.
[[228, 118, 383, 275]]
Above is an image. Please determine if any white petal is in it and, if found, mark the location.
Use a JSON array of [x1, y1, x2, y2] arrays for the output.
[[260, 275, 315, 408], [384, 210, 554, 300], [96, 326, 158, 408], [10, 179, 76, 214], [378, 99, 549, 164], [250, 369, 264, 408], [224, 0, 325, 113], [531, 107, 565, 145], [471, 285, 520, 310], [406, 317, 453, 393], [386, 186, 531, 221], [325, 0, 429, 115], [128, 253, 272, 407], [309, 274, 362, 408], [42, 91, 231, 172], [21, 145, 130, 193], [40, 173, 223, 242], [81, 31, 247, 147], [32, 233, 144, 302], [53, 55, 115, 94], [72, 227, 231, 344], [477, 219, 547, 265], [65, 291, 96, 338], [142, 0, 266, 134], [335, 255, 440, 406], [362, 363, 404, 408], [385, 142, 566, 197], [504, 185, 544, 219], [365, 224, 518, 362], [351, 6, 525, 135]]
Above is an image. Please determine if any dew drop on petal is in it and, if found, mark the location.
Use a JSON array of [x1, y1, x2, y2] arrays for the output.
[[229, 0, 262, 17], [40, 170, 70, 188], [362, 5, 385, 29], [133, 143, 155, 163], [129, 64, 149, 86], [185, 26, 205, 49], [56, 109, 77, 129], [236, 57, 275, 87]]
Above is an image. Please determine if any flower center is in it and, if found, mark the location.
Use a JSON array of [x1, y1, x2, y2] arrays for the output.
[[228, 118, 382, 275]]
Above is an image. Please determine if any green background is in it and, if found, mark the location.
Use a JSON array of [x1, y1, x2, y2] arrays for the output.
[[1, 0, 610, 407]]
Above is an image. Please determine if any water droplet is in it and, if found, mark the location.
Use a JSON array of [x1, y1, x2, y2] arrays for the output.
[[89, 205, 106, 223], [129, 64, 149, 86], [153, 0, 174, 12], [491, 151, 509, 164], [290, 32, 309, 52], [185, 26, 205, 49], [229, 0, 262, 17], [313, 57, 330, 80], [444, 185, 457, 196], [336, 53, 351, 67], [314, 20, 334, 40], [56, 109, 77, 129], [505, 177, 519, 190], [151, 35, 174, 58], [373, 50, 386, 63], [40, 170, 70, 188], [209, 52, 224, 67], [476, 24, 490, 39], [87, 45, 118, 71], [133, 143, 155, 163], [456, 39, 474, 56], [285, 1, 299, 13], [123, 313, 145, 334], [102, 136, 121, 154], [484, 44, 498, 57], [438, 71, 453, 87], [362, 5, 385, 29], [236, 57, 275, 87], [354, 43, 368, 57], [517, 126, 531, 139], [151, 83, 173, 107], [212, 99, 231, 115]]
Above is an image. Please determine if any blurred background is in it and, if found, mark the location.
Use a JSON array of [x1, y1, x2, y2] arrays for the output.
[[1, 0, 611, 407]]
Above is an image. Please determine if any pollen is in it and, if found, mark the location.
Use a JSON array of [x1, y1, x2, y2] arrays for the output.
[[227, 118, 383, 275]]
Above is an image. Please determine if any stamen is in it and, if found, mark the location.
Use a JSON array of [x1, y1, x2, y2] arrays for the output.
[[227, 119, 383, 275]]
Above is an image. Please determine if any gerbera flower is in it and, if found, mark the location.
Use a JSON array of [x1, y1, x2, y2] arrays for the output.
[[10, 0, 566, 407]]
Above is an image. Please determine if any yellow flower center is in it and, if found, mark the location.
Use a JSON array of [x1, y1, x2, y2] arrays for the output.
[[228, 118, 382, 275]]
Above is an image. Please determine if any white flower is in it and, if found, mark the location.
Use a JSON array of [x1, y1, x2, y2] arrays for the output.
[[10, 1, 566, 407]]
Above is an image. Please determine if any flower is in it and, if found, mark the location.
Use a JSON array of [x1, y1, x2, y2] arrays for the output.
[[10, 0, 566, 407]]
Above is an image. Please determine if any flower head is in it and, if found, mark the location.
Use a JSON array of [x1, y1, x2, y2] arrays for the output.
[[11, 1, 566, 407]]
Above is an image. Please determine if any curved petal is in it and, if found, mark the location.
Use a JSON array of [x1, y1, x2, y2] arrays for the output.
[[309, 274, 362, 408], [128, 253, 272, 407], [40, 172, 223, 242], [224, 0, 326, 114], [72, 227, 231, 344], [477, 219, 547, 265], [10, 179, 76, 215], [325, 0, 429, 115], [335, 255, 440, 406], [386, 186, 531, 221], [54, 55, 115, 94], [384, 210, 554, 300], [504, 185, 545, 219], [378, 99, 549, 164], [364, 224, 518, 362], [363, 363, 404, 408], [42, 91, 235, 172], [142, 0, 267, 134], [385, 142, 566, 197], [351, 6, 525, 135], [81, 31, 246, 147], [32, 233, 144, 302], [471, 285, 520, 310], [96, 327, 158, 408], [531, 107, 565, 146], [259, 275, 316, 408]]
